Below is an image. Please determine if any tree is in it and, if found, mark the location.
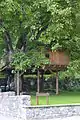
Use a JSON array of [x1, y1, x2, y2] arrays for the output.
[[0, 0, 50, 94], [0, 0, 79, 93]]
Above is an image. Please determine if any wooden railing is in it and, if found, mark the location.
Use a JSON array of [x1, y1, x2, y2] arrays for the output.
[[36, 92, 49, 105]]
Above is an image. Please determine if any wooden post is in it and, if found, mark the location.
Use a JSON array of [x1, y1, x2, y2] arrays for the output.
[[37, 69, 40, 93], [14, 73, 17, 95], [46, 93, 49, 105], [56, 71, 59, 95], [20, 76, 22, 92], [36, 69, 40, 105], [36, 95, 39, 105], [40, 70, 44, 92], [17, 71, 20, 95]]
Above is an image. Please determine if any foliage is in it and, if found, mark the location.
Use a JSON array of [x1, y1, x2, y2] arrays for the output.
[[0, 0, 80, 76], [12, 49, 49, 71], [0, 0, 48, 71]]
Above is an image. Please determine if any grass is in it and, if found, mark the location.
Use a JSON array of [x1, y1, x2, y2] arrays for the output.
[[31, 91, 80, 105]]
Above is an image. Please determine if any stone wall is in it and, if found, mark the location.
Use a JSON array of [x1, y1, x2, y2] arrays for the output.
[[0, 92, 31, 120], [0, 92, 80, 120], [25, 105, 80, 120]]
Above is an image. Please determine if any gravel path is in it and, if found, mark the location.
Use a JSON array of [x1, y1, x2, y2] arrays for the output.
[[0, 115, 80, 120], [46, 116, 80, 120]]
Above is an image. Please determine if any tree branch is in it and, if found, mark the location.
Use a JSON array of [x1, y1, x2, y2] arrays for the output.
[[0, 18, 13, 52], [16, 31, 27, 52], [4, 30, 13, 52], [33, 24, 48, 41]]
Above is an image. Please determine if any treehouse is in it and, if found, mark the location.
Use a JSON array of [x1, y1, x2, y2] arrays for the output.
[[44, 50, 70, 95], [36, 50, 70, 96], [49, 50, 69, 66], [0, 48, 70, 97], [45, 50, 69, 71], [36, 51, 70, 104]]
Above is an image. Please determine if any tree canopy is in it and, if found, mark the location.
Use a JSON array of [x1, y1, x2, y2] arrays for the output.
[[0, 0, 80, 77]]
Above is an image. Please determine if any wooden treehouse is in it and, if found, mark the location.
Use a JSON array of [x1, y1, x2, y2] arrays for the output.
[[47, 50, 69, 71], [48, 50, 69, 94], [36, 50, 69, 104]]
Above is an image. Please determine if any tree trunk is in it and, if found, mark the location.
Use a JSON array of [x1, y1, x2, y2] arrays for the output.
[[14, 72, 22, 95]]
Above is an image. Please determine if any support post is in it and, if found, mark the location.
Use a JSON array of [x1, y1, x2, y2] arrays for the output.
[[37, 69, 40, 93], [36, 95, 39, 105], [20, 76, 22, 92], [17, 70, 20, 95], [14, 73, 17, 95], [40, 70, 44, 92], [46, 93, 49, 105], [56, 71, 59, 95]]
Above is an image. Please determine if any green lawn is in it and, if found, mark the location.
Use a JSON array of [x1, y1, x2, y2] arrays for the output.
[[31, 91, 80, 105]]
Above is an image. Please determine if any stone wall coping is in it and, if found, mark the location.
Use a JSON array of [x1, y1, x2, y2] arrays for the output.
[[24, 103, 80, 108], [0, 94, 31, 97]]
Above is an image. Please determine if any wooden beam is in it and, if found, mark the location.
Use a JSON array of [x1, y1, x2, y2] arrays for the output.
[[17, 71, 20, 95], [37, 69, 40, 93], [56, 71, 59, 95]]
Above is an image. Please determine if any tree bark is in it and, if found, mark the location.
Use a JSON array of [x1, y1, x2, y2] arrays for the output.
[[4, 31, 13, 52], [16, 28, 28, 52]]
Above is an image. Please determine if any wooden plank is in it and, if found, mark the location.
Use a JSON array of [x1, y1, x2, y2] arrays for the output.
[[36, 92, 49, 96]]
